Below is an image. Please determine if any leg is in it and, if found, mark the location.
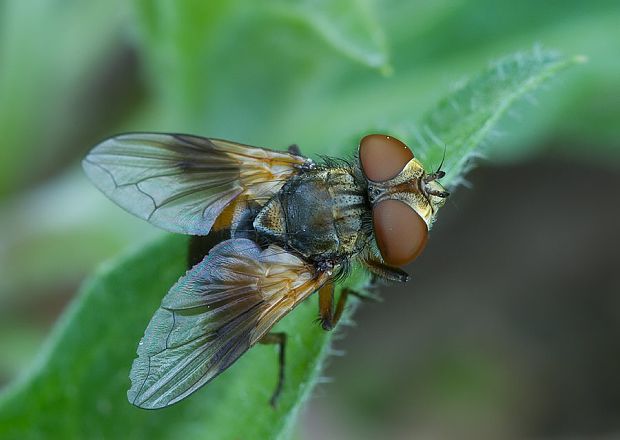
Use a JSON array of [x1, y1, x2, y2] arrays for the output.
[[362, 257, 409, 283], [318, 283, 369, 331], [259, 332, 287, 407], [318, 282, 335, 331]]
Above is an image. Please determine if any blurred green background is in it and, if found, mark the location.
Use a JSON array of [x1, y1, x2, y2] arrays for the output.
[[0, 0, 618, 438]]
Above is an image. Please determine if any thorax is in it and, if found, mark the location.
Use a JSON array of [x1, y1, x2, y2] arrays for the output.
[[253, 167, 369, 262]]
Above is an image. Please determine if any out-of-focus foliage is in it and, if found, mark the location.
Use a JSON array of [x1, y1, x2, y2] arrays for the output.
[[0, 0, 618, 437], [0, 0, 128, 196], [1, 0, 618, 315], [0, 41, 577, 437]]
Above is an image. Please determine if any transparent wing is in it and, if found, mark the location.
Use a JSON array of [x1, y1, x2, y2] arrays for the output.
[[83, 133, 308, 235], [127, 238, 328, 409]]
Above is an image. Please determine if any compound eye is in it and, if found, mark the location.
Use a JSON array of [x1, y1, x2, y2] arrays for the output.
[[359, 134, 414, 182], [372, 199, 428, 266]]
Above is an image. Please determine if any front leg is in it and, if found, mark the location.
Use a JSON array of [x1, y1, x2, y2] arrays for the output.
[[318, 282, 336, 331], [318, 283, 370, 331], [362, 257, 409, 283]]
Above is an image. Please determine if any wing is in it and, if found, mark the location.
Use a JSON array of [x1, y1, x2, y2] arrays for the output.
[[83, 133, 310, 235], [127, 238, 329, 409]]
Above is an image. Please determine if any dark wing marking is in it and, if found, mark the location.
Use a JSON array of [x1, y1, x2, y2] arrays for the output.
[[127, 238, 328, 409], [83, 133, 309, 235]]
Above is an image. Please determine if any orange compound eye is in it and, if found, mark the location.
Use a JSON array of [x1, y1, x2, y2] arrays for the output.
[[372, 199, 428, 266], [359, 134, 414, 182]]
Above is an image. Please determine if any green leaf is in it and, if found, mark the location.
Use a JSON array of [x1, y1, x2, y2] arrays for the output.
[[417, 48, 586, 187], [0, 48, 576, 438]]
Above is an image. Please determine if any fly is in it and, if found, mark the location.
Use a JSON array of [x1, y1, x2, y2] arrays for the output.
[[83, 133, 449, 409]]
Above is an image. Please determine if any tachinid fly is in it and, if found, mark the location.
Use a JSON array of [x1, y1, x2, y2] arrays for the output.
[[83, 133, 449, 409]]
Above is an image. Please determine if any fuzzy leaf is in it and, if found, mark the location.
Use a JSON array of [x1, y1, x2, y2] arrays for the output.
[[416, 48, 585, 187]]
